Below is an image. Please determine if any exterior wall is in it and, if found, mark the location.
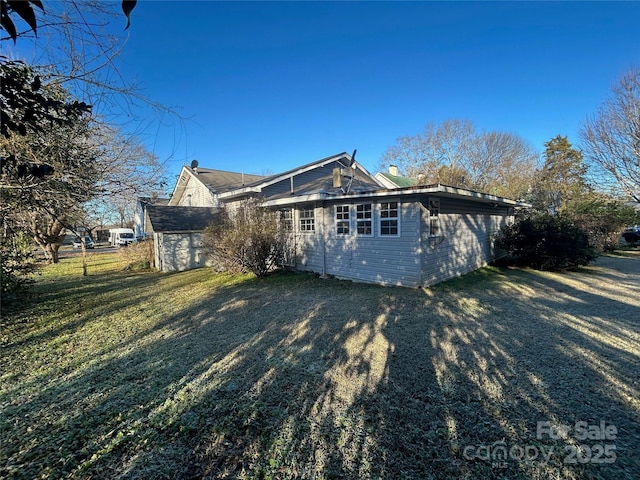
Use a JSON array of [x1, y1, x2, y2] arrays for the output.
[[290, 196, 512, 288], [420, 198, 511, 286], [261, 163, 375, 197], [154, 232, 211, 272], [175, 175, 217, 207], [261, 165, 334, 197], [291, 199, 422, 287], [134, 200, 145, 239], [324, 200, 421, 286], [290, 203, 325, 274]]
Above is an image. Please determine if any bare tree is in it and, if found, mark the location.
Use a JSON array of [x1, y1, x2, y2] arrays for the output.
[[1, 1, 136, 43], [2, 2, 172, 270], [1, 67, 166, 263], [203, 200, 288, 278], [580, 67, 640, 202], [1, 112, 98, 263], [2, 0, 183, 150], [381, 119, 540, 199]]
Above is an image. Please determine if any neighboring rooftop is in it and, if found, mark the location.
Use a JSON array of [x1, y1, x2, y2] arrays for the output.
[[375, 165, 418, 189], [139, 197, 171, 206]]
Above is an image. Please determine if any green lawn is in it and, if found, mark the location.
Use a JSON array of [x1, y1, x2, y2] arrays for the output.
[[1, 252, 639, 479]]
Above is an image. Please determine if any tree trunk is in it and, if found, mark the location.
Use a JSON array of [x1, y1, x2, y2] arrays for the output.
[[30, 212, 67, 263], [43, 243, 61, 263], [82, 243, 88, 275]]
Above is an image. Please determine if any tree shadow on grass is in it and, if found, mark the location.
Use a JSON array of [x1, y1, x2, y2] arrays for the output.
[[1, 256, 639, 480]]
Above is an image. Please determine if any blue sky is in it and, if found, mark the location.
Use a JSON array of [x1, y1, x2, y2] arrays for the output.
[[8, 1, 640, 180]]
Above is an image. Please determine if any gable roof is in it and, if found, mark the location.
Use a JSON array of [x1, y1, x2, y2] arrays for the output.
[[169, 166, 267, 206], [187, 167, 266, 193], [375, 172, 418, 188], [218, 151, 383, 200], [146, 205, 222, 233]]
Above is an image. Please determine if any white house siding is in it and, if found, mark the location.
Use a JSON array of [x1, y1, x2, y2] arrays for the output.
[[176, 176, 217, 207], [291, 204, 325, 274], [421, 198, 511, 286], [155, 232, 210, 272]]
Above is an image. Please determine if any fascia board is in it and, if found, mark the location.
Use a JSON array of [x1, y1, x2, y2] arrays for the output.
[[168, 166, 210, 206], [218, 152, 366, 200], [262, 185, 531, 208]]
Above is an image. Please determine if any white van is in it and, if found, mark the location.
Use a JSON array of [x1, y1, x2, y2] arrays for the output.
[[109, 228, 135, 247]]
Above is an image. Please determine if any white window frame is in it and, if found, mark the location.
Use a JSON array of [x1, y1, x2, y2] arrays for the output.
[[335, 204, 350, 235], [378, 201, 400, 236], [299, 207, 315, 233], [356, 203, 373, 236], [428, 198, 441, 237]]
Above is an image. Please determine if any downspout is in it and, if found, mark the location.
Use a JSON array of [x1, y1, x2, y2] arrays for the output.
[[418, 201, 425, 287], [321, 200, 327, 278]]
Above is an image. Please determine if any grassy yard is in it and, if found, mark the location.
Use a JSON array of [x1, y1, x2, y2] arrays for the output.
[[1, 251, 639, 479]]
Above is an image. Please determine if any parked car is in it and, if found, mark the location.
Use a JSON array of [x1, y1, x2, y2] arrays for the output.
[[73, 236, 95, 249], [622, 225, 640, 244]]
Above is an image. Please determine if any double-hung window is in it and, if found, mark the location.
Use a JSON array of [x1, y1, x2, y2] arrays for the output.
[[299, 208, 315, 232], [356, 204, 373, 235], [379, 201, 399, 236], [336, 205, 350, 235]]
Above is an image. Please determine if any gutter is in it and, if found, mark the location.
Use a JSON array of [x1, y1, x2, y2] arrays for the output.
[[261, 184, 531, 208]]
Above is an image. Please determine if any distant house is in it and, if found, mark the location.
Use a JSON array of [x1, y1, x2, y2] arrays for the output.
[[155, 152, 527, 286], [135, 196, 170, 240], [374, 165, 418, 189]]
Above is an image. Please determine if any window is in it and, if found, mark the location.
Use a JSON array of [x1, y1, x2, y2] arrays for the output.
[[336, 205, 350, 235], [299, 207, 315, 232], [429, 198, 440, 237], [279, 209, 293, 232], [379, 201, 399, 235], [356, 204, 372, 235]]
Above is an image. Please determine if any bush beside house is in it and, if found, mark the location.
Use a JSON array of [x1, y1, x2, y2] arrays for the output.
[[495, 213, 598, 270]]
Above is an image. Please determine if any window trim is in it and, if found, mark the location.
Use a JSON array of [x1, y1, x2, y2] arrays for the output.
[[299, 207, 315, 233], [355, 203, 373, 236], [378, 201, 400, 237], [335, 204, 350, 235]]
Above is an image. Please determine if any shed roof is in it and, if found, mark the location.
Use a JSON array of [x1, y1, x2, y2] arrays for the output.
[[146, 206, 222, 233]]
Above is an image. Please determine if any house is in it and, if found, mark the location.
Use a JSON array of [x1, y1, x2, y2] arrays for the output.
[[374, 165, 418, 189], [154, 151, 527, 286], [168, 164, 266, 208], [135, 196, 170, 240]]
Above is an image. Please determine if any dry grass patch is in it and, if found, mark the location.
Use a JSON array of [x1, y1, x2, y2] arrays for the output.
[[1, 253, 639, 479]]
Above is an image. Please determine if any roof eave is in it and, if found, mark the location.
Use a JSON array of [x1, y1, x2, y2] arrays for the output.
[[261, 184, 530, 208], [168, 166, 203, 206]]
